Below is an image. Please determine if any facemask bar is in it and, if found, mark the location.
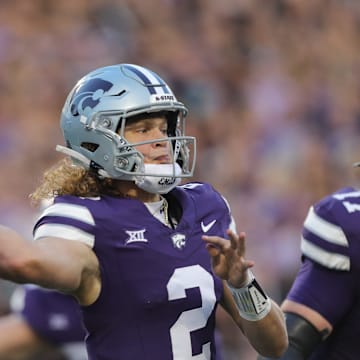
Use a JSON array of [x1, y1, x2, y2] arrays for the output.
[[84, 110, 196, 179], [117, 110, 195, 176], [112, 136, 196, 177]]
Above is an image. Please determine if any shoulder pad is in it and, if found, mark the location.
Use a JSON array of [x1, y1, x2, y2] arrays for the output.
[[33, 196, 96, 247], [300, 188, 359, 271]]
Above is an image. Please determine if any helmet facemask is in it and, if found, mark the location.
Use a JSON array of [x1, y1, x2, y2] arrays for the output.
[[116, 110, 196, 193], [58, 108, 196, 193]]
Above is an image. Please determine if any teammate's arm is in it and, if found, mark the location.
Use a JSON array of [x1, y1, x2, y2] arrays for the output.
[[257, 300, 331, 360], [0, 312, 66, 360]]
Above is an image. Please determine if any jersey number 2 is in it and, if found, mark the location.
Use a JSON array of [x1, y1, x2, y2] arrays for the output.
[[167, 265, 217, 359]]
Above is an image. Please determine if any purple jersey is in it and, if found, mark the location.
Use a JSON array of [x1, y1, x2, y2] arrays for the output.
[[11, 285, 87, 359], [33, 182, 231, 360], [286, 187, 360, 360]]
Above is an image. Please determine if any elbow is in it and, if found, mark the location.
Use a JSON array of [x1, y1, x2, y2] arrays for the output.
[[259, 332, 289, 358], [272, 326, 289, 358], [272, 336, 289, 358], [259, 303, 289, 358]]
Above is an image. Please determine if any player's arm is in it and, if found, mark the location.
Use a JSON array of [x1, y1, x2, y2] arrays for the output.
[[203, 230, 288, 358], [257, 301, 330, 360], [258, 193, 350, 360], [0, 312, 65, 360], [0, 225, 100, 305], [282, 299, 332, 335], [221, 278, 287, 358]]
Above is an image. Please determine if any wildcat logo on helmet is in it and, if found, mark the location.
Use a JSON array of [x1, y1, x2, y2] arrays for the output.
[[70, 78, 114, 116]]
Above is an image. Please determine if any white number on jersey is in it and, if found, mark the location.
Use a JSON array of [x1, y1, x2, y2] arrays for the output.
[[333, 191, 360, 214], [167, 265, 217, 359]]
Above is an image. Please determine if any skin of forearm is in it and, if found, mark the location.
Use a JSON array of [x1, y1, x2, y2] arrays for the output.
[[222, 285, 287, 358], [243, 301, 288, 358], [0, 226, 35, 283], [0, 226, 85, 292]]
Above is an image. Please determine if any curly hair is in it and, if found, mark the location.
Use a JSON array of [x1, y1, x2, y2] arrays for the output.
[[30, 158, 122, 205]]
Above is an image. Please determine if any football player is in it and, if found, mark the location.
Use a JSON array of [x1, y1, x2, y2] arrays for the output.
[[0, 64, 287, 359], [258, 187, 360, 359]]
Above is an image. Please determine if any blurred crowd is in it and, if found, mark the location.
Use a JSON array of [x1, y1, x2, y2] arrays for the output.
[[1, 0, 360, 358]]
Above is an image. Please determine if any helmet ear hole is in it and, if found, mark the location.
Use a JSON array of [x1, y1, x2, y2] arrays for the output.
[[81, 142, 99, 152], [166, 111, 178, 137]]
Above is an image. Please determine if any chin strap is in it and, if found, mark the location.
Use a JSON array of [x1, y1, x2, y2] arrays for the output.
[[56, 145, 112, 178]]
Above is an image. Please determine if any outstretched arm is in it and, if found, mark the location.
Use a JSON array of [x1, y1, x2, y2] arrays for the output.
[[203, 230, 288, 358], [0, 225, 100, 305]]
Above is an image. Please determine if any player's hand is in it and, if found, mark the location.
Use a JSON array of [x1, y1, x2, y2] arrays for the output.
[[202, 230, 254, 287]]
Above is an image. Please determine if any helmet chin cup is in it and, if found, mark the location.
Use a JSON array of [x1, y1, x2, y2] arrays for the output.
[[135, 163, 182, 194]]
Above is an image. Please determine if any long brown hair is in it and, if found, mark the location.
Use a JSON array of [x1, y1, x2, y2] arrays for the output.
[[30, 158, 122, 205]]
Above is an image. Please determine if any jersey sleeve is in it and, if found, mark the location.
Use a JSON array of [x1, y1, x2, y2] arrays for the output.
[[10, 285, 86, 344], [33, 196, 96, 247], [299, 187, 360, 271], [286, 187, 360, 325], [220, 195, 237, 234], [180, 182, 234, 235], [300, 203, 350, 271]]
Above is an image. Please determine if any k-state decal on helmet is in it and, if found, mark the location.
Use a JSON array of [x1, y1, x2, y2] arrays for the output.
[[70, 78, 114, 116]]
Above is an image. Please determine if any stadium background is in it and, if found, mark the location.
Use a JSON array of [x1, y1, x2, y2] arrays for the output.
[[1, 0, 360, 358]]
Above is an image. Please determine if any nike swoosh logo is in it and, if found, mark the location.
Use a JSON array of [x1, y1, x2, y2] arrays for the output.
[[201, 219, 217, 233]]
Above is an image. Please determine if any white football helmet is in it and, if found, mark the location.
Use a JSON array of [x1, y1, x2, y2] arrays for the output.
[[58, 64, 196, 193]]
